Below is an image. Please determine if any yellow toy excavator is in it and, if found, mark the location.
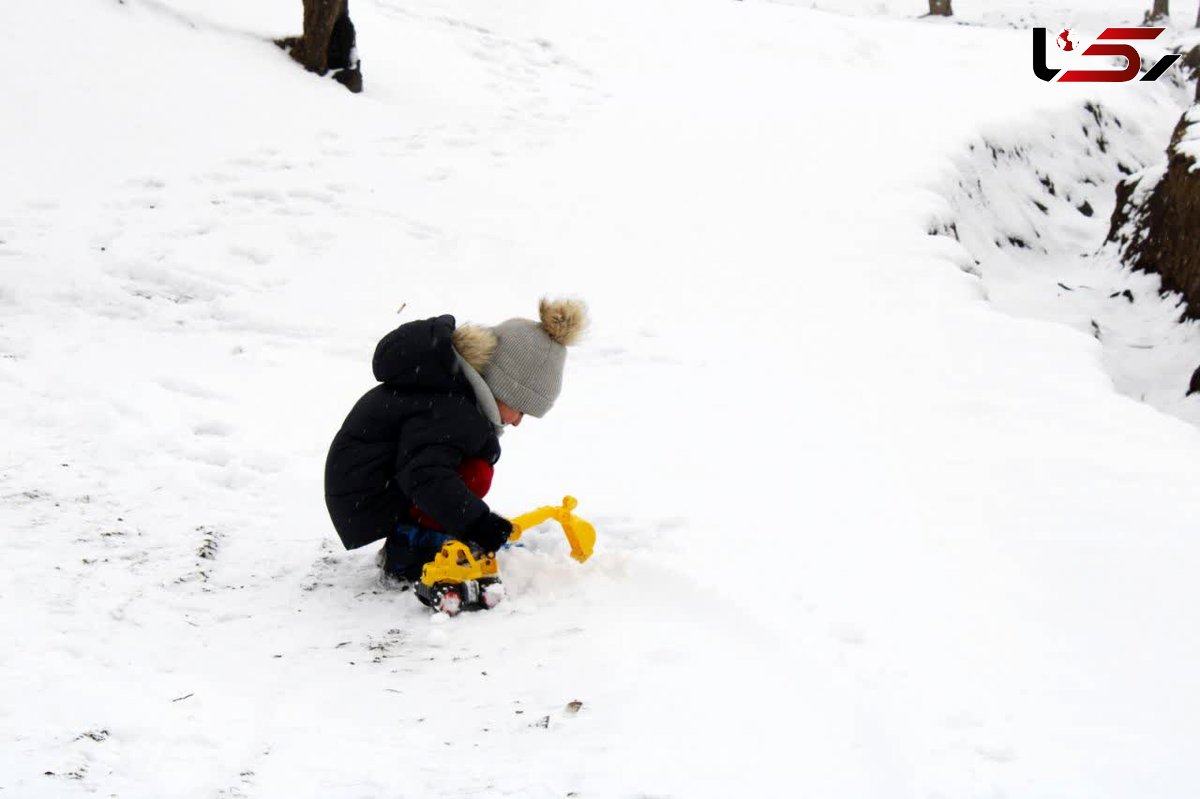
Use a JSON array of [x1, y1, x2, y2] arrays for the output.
[[415, 496, 596, 615]]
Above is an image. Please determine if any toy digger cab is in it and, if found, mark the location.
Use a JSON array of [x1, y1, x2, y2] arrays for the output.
[[417, 496, 595, 616], [414, 541, 504, 615]]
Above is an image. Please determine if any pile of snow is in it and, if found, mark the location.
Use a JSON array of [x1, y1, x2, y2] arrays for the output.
[[932, 74, 1200, 427], [3, 0, 1200, 797]]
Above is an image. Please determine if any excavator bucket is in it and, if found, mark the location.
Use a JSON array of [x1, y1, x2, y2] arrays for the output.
[[509, 496, 596, 563], [559, 511, 596, 563]]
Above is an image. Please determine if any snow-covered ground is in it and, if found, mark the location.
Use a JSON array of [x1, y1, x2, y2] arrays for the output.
[[4, 0, 1200, 796]]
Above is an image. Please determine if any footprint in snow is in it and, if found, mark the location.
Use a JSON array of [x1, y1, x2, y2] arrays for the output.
[[228, 244, 273, 265], [971, 742, 1017, 764]]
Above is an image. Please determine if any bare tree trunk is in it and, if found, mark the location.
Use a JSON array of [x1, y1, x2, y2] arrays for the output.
[[1184, 45, 1200, 100], [1196, 0, 1199, 27], [1145, 0, 1170, 22], [1109, 107, 1200, 390], [928, 0, 952, 16], [277, 0, 362, 92], [291, 0, 342, 73], [1109, 106, 1200, 316]]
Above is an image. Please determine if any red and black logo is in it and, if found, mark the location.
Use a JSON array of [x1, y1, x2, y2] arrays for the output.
[[1033, 27, 1181, 82]]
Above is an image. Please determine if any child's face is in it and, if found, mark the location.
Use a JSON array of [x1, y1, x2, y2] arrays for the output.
[[496, 399, 524, 427]]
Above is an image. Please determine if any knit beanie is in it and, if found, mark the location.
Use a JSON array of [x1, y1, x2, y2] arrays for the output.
[[481, 299, 587, 418]]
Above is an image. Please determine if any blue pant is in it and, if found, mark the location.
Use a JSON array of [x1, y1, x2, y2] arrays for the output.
[[383, 525, 452, 580]]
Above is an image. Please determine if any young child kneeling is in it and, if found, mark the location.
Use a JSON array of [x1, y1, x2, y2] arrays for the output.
[[324, 299, 587, 581]]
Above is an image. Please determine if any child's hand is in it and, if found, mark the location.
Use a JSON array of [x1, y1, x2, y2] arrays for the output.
[[466, 512, 513, 553]]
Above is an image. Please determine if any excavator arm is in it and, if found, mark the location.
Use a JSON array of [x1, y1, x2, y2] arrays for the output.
[[509, 495, 595, 563]]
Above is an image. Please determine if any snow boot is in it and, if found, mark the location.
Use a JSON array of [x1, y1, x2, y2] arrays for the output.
[[380, 524, 452, 584]]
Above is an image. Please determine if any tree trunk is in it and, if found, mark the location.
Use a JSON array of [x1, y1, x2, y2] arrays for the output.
[[928, 0, 952, 16], [1146, 0, 1170, 22], [1108, 107, 1200, 319], [277, 0, 362, 92], [1109, 105, 1200, 392], [289, 0, 342, 74], [1196, 0, 1199, 27], [1184, 45, 1200, 100]]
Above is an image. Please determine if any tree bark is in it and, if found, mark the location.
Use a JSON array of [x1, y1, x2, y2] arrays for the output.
[[928, 0, 952, 16], [1184, 45, 1200, 100], [276, 0, 361, 92], [1109, 105, 1200, 392], [1108, 107, 1200, 320], [295, 0, 344, 74], [1146, 0, 1170, 22]]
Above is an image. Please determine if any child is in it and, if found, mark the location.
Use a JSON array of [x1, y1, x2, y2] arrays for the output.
[[324, 298, 587, 582]]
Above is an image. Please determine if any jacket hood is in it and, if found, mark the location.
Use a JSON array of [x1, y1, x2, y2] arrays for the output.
[[372, 315, 467, 391]]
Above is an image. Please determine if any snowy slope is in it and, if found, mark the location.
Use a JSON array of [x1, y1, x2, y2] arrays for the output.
[[3, 0, 1200, 797]]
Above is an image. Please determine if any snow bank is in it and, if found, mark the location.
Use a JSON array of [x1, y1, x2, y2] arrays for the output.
[[931, 55, 1200, 427]]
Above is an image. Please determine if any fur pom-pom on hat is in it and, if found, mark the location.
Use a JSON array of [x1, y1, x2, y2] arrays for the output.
[[539, 298, 587, 347]]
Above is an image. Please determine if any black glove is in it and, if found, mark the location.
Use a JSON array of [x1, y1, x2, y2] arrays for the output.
[[465, 512, 512, 553]]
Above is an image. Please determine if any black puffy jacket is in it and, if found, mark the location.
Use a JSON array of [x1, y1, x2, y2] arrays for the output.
[[324, 316, 501, 550]]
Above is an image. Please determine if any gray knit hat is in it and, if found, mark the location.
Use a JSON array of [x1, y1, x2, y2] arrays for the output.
[[481, 299, 587, 418]]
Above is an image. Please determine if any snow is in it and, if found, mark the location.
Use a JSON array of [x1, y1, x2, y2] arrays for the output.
[[1177, 104, 1200, 164], [3, 0, 1200, 796]]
